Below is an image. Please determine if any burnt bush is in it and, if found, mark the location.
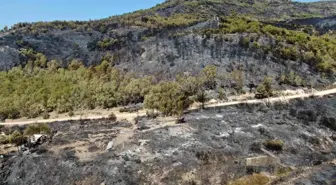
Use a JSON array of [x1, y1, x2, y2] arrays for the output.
[[296, 109, 318, 122], [196, 151, 210, 164], [108, 113, 117, 122], [250, 142, 263, 153], [320, 117, 336, 131]]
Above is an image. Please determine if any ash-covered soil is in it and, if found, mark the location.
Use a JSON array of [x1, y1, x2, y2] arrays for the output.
[[1, 95, 336, 185]]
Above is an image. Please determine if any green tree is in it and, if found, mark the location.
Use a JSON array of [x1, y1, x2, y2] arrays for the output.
[[230, 70, 244, 94], [218, 88, 226, 100], [47, 60, 61, 71], [34, 53, 47, 68], [196, 88, 209, 109], [95, 60, 111, 74], [68, 59, 84, 70], [93, 85, 117, 109], [122, 77, 153, 104], [144, 81, 192, 116], [177, 74, 201, 96], [201, 65, 217, 89], [256, 77, 273, 98]]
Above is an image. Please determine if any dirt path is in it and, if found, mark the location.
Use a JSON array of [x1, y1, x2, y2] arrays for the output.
[[1, 87, 336, 126], [203, 87, 336, 109], [1, 110, 147, 126]]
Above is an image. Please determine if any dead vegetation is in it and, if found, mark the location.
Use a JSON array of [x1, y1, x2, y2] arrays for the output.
[[1, 95, 336, 185]]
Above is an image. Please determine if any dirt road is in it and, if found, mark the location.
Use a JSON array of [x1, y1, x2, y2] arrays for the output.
[[1, 87, 335, 126], [205, 87, 336, 109]]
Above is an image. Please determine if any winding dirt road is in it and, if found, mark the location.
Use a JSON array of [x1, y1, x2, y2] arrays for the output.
[[1, 87, 335, 126]]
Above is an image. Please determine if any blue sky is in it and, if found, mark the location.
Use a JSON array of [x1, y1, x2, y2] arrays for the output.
[[0, 0, 164, 29], [0, 0, 323, 29]]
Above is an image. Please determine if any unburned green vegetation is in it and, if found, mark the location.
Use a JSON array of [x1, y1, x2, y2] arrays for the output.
[[264, 139, 284, 151], [0, 61, 252, 119], [229, 173, 270, 185], [202, 17, 336, 73], [24, 123, 51, 136], [0, 123, 51, 145]]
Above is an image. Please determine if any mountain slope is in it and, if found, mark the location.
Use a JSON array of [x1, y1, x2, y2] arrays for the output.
[[0, 0, 335, 81]]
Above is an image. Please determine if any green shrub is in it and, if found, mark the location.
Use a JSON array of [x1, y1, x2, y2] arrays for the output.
[[24, 123, 51, 136], [0, 135, 9, 144], [195, 89, 209, 109], [68, 59, 84, 70], [276, 166, 292, 177], [280, 72, 304, 87], [201, 65, 217, 90], [8, 130, 26, 145], [68, 111, 74, 117], [264, 139, 284, 151], [144, 81, 192, 116], [0, 130, 27, 145], [146, 110, 159, 119], [218, 88, 226, 100], [256, 77, 273, 99], [42, 112, 50, 119], [230, 70, 245, 94], [229, 173, 269, 185]]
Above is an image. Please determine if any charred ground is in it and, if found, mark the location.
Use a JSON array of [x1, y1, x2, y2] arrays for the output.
[[1, 95, 336, 185]]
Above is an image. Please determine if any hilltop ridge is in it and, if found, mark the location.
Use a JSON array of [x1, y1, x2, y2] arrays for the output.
[[0, 0, 334, 79]]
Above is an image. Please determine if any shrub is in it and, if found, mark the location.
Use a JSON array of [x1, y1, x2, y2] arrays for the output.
[[68, 60, 84, 70], [24, 123, 51, 136], [276, 166, 292, 177], [42, 112, 50, 119], [146, 110, 159, 119], [218, 88, 227, 100], [256, 77, 273, 99], [68, 111, 74, 117], [229, 173, 269, 185], [8, 130, 26, 145], [0, 130, 27, 145], [280, 72, 304, 87], [195, 89, 209, 109], [264, 139, 284, 151], [201, 65, 217, 90], [108, 112, 117, 122], [320, 117, 336, 131], [0, 135, 9, 144], [230, 70, 244, 94], [0, 113, 6, 122], [119, 107, 139, 113], [144, 81, 192, 116], [239, 37, 250, 48]]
